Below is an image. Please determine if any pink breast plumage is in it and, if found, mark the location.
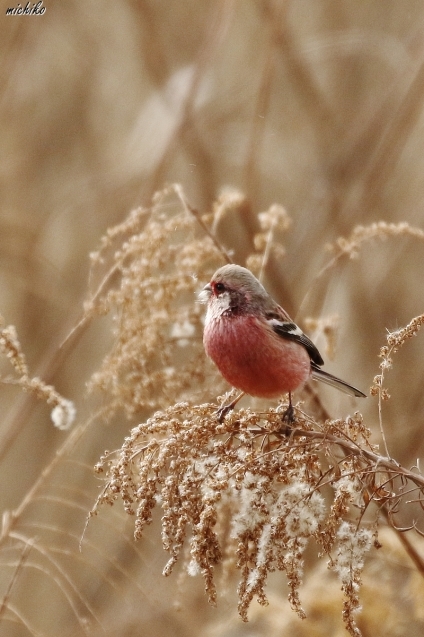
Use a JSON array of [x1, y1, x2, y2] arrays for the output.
[[203, 314, 311, 398]]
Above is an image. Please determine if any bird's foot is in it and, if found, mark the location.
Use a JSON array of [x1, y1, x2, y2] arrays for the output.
[[216, 403, 233, 423], [281, 402, 295, 424], [215, 392, 245, 423]]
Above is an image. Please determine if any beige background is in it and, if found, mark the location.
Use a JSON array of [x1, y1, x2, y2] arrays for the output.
[[1, 1, 424, 635]]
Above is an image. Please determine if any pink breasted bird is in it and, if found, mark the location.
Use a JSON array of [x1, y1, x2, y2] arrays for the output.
[[200, 264, 365, 421]]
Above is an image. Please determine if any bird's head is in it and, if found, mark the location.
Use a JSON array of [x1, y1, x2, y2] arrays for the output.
[[199, 264, 269, 316]]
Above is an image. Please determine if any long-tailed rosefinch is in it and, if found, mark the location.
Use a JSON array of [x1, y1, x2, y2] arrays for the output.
[[200, 264, 365, 419]]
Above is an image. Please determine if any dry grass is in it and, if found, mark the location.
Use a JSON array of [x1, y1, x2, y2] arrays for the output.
[[2, 2, 424, 636]]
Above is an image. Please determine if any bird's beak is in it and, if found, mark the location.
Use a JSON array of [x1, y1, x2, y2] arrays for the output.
[[198, 283, 212, 304]]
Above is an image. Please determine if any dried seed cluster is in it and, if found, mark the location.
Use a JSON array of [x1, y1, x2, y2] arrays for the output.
[[92, 403, 377, 635], [87, 186, 227, 417], [0, 316, 75, 430]]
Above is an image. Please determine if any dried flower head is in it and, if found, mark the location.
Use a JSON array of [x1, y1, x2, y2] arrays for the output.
[[86, 185, 228, 418], [90, 403, 382, 635], [0, 315, 75, 430]]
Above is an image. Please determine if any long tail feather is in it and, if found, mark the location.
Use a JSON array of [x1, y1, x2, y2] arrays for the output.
[[311, 365, 366, 398]]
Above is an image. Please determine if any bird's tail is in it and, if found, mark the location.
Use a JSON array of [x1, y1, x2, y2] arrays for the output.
[[311, 363, 366, 398]]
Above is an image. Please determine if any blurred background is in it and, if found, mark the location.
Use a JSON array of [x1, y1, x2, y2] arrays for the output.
[[1, 1, 424, 635]]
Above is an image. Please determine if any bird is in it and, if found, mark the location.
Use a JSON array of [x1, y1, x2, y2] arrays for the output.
[[200, 264, 366, 421]]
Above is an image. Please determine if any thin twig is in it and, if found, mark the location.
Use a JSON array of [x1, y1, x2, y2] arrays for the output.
[[0, 537, 34, 619], [174, 184, 232, 264], [60, 260, 122, 350], [381, 506, 424, 577]]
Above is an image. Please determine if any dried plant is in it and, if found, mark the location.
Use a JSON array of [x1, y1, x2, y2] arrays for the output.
[[83, 186, 424, 637], [84, 185, 228, 418], [0, 316, 75, 430]]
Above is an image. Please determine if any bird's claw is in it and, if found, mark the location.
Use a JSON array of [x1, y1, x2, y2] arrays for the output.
[[216, 403, 234, 423], [215, 392, 245, 423], [281, 403, 295, 424]]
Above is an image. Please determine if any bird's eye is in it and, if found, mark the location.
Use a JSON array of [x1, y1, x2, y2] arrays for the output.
[[214, 282, 226, 294]]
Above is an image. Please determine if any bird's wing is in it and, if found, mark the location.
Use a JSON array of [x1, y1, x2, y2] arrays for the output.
[[266, 314, 325, 366]]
